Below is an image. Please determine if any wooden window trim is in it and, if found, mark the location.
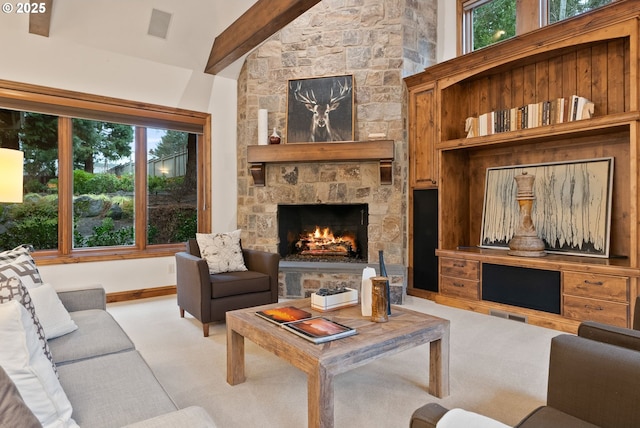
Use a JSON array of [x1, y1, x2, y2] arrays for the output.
[[0, 79, 211, 265]]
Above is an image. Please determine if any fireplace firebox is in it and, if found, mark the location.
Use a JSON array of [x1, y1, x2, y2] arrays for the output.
[[278, 204, 368, 262]]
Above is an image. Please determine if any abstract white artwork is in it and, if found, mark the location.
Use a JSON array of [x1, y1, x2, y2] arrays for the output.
[[480, 157, 614, 257]]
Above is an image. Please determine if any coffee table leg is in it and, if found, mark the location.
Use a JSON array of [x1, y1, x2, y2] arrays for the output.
[[308, 365, 334, 428], [227, 328, 246, 385], [428, 326, 450, 397]]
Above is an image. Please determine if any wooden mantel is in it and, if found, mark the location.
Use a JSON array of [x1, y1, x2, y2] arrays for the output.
[[247, 140, 395, 186]]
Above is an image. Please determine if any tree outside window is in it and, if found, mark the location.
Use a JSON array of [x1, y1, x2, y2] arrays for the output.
[[0, 109, 198, 252], [464, 0, 613, 53]]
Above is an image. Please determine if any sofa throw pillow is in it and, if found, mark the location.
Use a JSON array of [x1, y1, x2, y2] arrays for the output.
[[0, 244, 44, 289], [0, 365, 42, 428], [29, 283, 78, 339], [0, 300, 79, 428], [196, 230, 248, 274], [0, 277, 57, 375]]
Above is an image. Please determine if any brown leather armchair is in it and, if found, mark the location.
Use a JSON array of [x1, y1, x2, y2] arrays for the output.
[[410, 333, 640, 428], [175, 239, 279, 337]]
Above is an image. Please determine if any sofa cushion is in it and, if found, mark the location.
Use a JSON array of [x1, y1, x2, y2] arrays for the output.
[[0, 244, 43, 290], [196, 230, 248, 274], [0, 300, 78, 428], [48, 309, 134, 365], [210, 270, 270, 298], [0, 277, 56, 373], [436, 408, 510, 428], [56, 350, 178, 428], [30, 283, 78, 339], [122, 406, 217, 428], [0, 365, 42, 428]]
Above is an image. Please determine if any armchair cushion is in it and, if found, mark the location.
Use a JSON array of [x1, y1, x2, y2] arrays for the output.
[[210, 271, 271, 298], [196, 230, 247, 274]]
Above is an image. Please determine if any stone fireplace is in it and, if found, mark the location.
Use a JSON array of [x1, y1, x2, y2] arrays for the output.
[[235, 0, 437, 303]]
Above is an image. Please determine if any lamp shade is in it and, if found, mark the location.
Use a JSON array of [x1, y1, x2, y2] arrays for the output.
[[0, 148, 24, 203]]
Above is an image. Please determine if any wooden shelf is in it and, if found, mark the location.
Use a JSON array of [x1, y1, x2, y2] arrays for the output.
[[247, 140, 395, 186], [437, 112, 639, 151]]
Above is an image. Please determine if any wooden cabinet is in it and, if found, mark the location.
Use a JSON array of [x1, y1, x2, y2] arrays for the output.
[[405, 1, 640, 332], [563, 271, 629, 327], [408, 85, 438, 187], [439, 258, 479, 300]]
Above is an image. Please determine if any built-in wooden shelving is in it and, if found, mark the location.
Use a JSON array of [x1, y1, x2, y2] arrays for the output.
[[247, 140, 394, 186], [405, 1, 640, 333]]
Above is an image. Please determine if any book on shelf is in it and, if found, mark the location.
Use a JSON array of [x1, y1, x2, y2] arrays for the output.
[[282, 316, 357, 344], [568, 95, 595, 121], [463, 96, 588, 138], [255, 306, 313, 325]]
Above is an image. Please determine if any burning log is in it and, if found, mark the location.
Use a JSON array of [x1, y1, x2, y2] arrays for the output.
[[295, 226, 356, 257]]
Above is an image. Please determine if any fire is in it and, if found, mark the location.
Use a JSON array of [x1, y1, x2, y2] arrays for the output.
[[296, 226, 357, 256]]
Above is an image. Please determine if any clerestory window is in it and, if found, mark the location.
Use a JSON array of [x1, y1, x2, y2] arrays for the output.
[[462, 0, 614, 53]]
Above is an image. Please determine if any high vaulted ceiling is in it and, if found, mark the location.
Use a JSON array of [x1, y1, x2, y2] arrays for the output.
[[27, 0, 320, 78]]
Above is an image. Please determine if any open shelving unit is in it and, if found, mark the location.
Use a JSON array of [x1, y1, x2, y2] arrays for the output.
[[405, 1, 640, 332]]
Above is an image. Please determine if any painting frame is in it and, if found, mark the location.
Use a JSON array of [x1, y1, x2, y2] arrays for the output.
[[285, 75, 354, 144], [479, 157, 614, 258]]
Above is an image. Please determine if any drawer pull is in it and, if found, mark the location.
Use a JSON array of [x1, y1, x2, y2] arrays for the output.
[[584, 304, 604, 311], [583, 280, 604, 286], [452, 263, 465, 268], [452, 282, 465, 288]]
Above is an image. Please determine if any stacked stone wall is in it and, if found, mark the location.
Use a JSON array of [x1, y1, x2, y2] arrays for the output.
[[236, 0, 437, 301]]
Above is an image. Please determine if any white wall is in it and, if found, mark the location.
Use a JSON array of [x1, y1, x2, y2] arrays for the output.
[[438, 0, 458, 63]]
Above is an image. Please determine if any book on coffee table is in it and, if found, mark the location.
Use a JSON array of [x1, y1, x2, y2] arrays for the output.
[[282, 316, 357, 344], [255, 306, 313, 325]]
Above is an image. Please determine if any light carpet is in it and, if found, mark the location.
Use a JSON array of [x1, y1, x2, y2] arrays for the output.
[[107, 295, 561, 428]]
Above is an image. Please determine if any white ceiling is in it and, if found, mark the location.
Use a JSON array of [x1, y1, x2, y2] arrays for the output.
[[48, 0, 259, 77]]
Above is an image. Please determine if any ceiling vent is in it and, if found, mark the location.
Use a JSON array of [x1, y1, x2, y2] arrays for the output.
[[148, 9, 172, 39]]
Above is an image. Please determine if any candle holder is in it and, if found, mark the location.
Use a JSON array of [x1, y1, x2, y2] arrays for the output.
[[508, 172, 546, 257]]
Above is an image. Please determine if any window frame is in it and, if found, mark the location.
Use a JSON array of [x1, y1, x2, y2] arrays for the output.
[[459, 0, 617, 54], [0, 79, 211, 265]]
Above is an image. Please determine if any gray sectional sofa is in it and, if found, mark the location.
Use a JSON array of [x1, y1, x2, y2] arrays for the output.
[[4, 286, 216, 428]]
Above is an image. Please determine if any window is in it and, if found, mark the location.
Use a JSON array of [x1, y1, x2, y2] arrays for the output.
[[463, 0, 517, 52], [547, 0, 613, 24], [0, 110, 59, 251], [0, 81, 210, 263], [462, 0, 614, 53]]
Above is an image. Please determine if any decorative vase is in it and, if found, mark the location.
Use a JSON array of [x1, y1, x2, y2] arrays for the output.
[[371, 276, 389, 323], [269, 128, 281, 145], [361, 267, 376, 317], [508, 172, 546, 257], [378, 250, 391, 315]]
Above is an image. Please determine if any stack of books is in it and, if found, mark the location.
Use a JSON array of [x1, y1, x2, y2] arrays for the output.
[[465, 95, 594, 138]]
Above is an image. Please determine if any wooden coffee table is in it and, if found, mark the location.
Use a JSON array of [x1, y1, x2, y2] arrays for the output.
[[226, 298, 450, 428]]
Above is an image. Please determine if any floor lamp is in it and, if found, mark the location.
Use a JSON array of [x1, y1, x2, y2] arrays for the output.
[[0, 148, 24, 203]]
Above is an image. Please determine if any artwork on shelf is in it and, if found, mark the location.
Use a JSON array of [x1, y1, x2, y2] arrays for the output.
[[286, 75, 354, 143], [480, 157, 614, 258]]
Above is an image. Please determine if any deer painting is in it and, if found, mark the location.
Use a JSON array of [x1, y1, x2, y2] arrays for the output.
[[287, 76, 353, 143]]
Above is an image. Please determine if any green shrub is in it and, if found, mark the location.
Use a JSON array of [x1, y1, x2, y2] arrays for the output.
[[82, 218, 134, 247]]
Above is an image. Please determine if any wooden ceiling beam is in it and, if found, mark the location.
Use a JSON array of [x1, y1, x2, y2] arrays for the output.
[[205, 0, 321, 75], [29, 0, 54, 37]]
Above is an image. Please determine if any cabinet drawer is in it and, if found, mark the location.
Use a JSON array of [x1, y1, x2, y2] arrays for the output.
[[440, 276, 479, 300], [563, 272, 628, 302], [563, 295, 628, 327], [440, 258, 479, 280]]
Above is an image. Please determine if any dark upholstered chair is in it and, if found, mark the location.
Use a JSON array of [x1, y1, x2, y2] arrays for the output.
[[410, 334, 640, 428], [175, 239, 279, 337], [577, 295, 640, 351]]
